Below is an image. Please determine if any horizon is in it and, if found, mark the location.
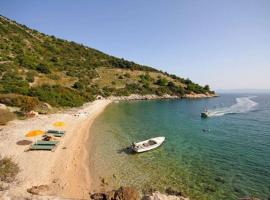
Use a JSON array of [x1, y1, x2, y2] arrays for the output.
[[1, 0, 270, 90]]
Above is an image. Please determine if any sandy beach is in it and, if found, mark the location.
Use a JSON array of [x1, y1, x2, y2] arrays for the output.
[[0, 99, 111, 199]]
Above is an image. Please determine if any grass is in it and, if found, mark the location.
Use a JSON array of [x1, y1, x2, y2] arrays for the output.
[[0, 156, 19, 183]]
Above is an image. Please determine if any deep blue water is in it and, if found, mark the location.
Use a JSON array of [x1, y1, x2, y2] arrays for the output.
[[90, 94, 270, 200]]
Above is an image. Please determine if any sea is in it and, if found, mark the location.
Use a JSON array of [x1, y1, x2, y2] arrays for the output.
[[89, 93, 270, 200]]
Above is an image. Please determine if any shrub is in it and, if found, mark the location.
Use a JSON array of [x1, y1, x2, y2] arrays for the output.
[[0, 109, 15, 125], [20, 96, 39, 112], [0, 94, 39, 111], [29, 84, 85, 107], [36, 64, 51, 74], [26, 71, 36, 83], [48, 74, 60, 80], [0, 156, 19, 182], [124, 73, 131, 78], [156, 78, 168, 86], [72, 81, 84, 90]]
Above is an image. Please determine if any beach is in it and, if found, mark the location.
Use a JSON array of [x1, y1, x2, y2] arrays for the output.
[[0, 99, 111, 199]]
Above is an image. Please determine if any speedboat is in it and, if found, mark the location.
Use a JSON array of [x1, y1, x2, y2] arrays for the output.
[[201, 112, 210, 118], [131, 136, 165, 153]]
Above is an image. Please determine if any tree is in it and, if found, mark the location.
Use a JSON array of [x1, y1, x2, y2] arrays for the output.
[[204, 85, 210, 91], [156, 78, 168, 86]]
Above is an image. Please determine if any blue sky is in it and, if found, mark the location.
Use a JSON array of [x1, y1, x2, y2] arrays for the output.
[[1, 0, 270, 90]]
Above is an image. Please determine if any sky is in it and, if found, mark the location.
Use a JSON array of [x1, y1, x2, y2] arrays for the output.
[[1, 0, 270, 90]]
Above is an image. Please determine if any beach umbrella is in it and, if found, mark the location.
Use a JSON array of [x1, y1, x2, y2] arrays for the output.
[[53, 121, 65, 127], [25, 130, 45, 144]]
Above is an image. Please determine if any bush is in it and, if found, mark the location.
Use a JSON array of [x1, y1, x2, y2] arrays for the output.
[[48, 74, 60, 80], [26, 71, 36, 83], [29, 84, 85, 107], [0, 94, 39, 111], [20, 96, 39, 112], [36, 65, 51, 74], [124, 73, 131, 78], [0, 109, 15, 125], [0, 72, 30, 95], [0, 156, 19, 182], [72, 81, 84, 90], [156, 78, 168, 86]]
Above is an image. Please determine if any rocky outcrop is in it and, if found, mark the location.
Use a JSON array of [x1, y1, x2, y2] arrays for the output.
[[144, 191, 189, 200], [108, 94, 179, 101], [26, 185, 49, 195], [107, 93, 217, 101], [90, 186, 141, 200], [90, 187, 190, 200], [183, 92, 217, 99]]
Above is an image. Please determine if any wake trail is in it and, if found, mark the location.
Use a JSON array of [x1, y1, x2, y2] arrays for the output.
[[207, 97, 258, 117]]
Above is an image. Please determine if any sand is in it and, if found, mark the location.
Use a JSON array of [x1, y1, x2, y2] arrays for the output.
[[0, 100, 111, 199]]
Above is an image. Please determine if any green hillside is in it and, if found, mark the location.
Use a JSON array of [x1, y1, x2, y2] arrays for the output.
[[0, 15, 214, 110]]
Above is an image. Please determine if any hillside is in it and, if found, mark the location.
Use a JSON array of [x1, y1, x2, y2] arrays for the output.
[[0, 15, 214, 110]]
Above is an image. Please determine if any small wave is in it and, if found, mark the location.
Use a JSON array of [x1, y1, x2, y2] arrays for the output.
[[207, 97, 258, 117]]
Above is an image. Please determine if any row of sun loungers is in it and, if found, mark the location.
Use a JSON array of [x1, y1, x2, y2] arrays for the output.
[[29, 130, 65, 152]]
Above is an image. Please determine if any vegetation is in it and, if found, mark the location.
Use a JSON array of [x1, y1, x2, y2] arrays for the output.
[[0, 109, 15, 125], [0, 15, 214, 110], [0, 156, 19, 182]]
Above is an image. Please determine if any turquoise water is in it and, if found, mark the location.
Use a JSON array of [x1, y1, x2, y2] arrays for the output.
[[89, 94, 270, 200]]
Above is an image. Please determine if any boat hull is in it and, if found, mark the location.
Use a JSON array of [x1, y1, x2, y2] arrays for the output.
[[132, 136, 165, 153], [201, 112, 209, 118]]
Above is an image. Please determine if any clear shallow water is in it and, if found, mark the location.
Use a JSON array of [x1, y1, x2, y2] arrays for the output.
[[89, 94, 270, 200]]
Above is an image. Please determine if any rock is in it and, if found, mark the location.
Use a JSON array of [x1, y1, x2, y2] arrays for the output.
[[90, 186, 140, 200], [144, 191, 189, 200], [36, 103, 52, 114], [0, 181, 9, 191], [165, 187, 183, 196], [115, 187, 140, 200], [108, 94, 179, 101], [0, 103, 7, 110], [205, 185, 216, 193], [27, 185, 49, 195], [183, 92, 218, 99], [90, 193, 107, 200], [96, 95, 105, 100], [214, 177, 225, 184]]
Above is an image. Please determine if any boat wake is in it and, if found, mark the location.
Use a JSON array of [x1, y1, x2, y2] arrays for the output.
[[207, 97, 258, 117]]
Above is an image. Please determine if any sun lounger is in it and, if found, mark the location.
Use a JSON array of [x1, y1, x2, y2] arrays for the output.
[[35, 140, 59, 145], [47, 130, 66, 134], [29, 144, 56, 151], [45, 133, 64, 137]]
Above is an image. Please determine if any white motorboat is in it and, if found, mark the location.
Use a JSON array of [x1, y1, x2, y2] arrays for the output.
[[131, 136, 165, 153], [201, 111, 210, 118]]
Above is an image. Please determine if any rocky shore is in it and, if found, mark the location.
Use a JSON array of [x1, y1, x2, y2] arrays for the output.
[[107, 93, 217, 101], [90, 186, 189, 200]]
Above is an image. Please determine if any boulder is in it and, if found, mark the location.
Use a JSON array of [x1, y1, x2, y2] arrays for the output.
[[0, 103, 7, 110], [90, 186, 140, 200], [144, 191, 189, 200], [27, 185, 49, 195]]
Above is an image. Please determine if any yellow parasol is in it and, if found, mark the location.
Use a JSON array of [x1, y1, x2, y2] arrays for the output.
[[25, 130, 45, 145], [25, 130, 45, 137], [53, 121, 65, 127]]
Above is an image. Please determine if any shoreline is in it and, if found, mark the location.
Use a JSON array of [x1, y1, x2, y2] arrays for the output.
[[0, 94, 216, 199]]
